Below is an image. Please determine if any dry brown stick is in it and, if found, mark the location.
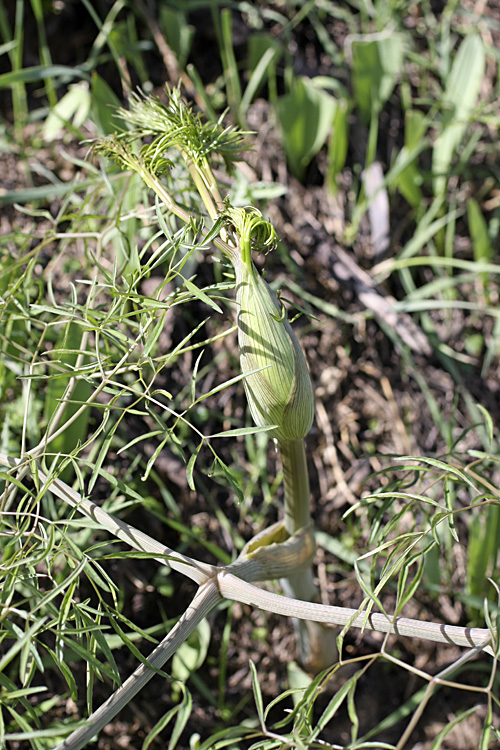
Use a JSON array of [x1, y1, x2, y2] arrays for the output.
[[331, 243, 432, 355]]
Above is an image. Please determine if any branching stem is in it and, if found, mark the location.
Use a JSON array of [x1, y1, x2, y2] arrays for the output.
[[1, 452, 494, 658], [1, 452, 496, 750]]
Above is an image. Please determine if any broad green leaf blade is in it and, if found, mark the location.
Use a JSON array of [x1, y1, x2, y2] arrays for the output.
[[243, 33, 283, 110], [0, 178, 96, 205], [91, 72, 124, 136], [429, 707, 478, 750], [326, 98, 349, 194], [432, 35, 485, 197], [351, 33, 405, 124], [249, 660, 265, 730], [211, 455, 244, 503], [207, 425, 276, 439], [248, 33, 283, 74], [186, 441, 203, 491], [468, 198, 492, 263], [43, 320, 92, 480], [158, 6, 194, 71], [394, 109, 427, 206], [168, 685, 193, 750], [467, 502, 500, 606], [219, 8, 242, 121], [277, 77, 337, 181]]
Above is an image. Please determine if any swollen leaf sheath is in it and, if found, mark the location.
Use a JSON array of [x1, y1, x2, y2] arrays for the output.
[[235, 259, 314, 442]]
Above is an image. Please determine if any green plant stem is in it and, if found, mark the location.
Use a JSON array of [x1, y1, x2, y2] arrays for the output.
[[133, 162, 238, 264], [281, 438, 311, 534], [183, 153, 224, 221], [279, 438, 337, 671]]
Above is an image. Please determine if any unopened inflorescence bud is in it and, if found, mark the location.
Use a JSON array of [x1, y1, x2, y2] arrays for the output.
[[223, 206, 315, 443]]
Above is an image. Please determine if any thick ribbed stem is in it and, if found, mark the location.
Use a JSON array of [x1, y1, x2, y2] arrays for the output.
[[279, 439, 337, 671], [282, 439, 311, 534]]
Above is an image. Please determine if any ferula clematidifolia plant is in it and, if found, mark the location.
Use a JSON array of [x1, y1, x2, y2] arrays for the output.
[[1, 86, 495, 750], [94, 86, 334, 669]]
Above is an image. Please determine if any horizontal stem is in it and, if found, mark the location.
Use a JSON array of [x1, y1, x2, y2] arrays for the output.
[[2, 453, 496, 658], [218, 571, 496, 657]]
